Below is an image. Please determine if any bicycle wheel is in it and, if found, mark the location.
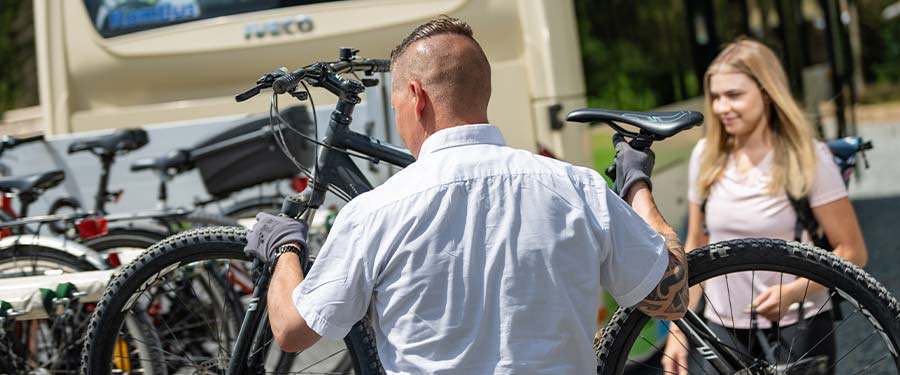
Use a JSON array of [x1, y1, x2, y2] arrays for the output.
[[0, 244, 98, 373], [597, 238, 900, 375], [81, 226, 359, 374], [81, 227, 166, 266], [0, 244, 97, 276]]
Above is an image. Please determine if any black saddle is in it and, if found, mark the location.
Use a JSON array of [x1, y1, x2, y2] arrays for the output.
[[68, 128, 149, 156], [567, 108, 703, 139], [131, 149, 194, 175], [0, 170, 65, 195]]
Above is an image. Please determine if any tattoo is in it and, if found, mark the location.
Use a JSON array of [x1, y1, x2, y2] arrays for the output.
[[635, 233, 689, 320]]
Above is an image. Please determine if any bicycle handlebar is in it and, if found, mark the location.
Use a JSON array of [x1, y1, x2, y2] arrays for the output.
[[272, 58, 390, 94], [0, 133, 45, 155], [236, 51, 390, 103]]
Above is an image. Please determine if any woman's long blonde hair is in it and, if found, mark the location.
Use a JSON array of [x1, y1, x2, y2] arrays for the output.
[[697, 38, 817, 200]]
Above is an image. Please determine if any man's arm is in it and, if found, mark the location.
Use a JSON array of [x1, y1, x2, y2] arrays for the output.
[[268, 248, 321, 352], [626, 183, 689, 320]]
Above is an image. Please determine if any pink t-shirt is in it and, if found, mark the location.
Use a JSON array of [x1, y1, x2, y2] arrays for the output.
[[687, 139, 848, 328]]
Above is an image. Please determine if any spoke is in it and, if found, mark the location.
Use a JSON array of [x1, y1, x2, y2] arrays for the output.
[[664, 324, 711, 375], [785, 278, 812, 366], [720, 274, 741, 349], [698, 282, 745, 363], [827, 328, 880, 373], [775, 272, 784, 362], [850, 354, 889, 375], [123, 332, 222, 372], [747, 270, 756, 358], [786, 291, 852, 373], [144, 310, 206, 370], [198, 264, 231, 359], [623, 358, 681, 374], [295, 347, 349, 373]]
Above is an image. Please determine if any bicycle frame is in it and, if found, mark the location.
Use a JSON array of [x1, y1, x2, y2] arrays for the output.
[[227, 59, 413, 375]]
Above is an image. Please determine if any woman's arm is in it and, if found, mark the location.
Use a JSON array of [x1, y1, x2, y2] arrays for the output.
[[813, 196, 868, 267], [682, 201, 709, 311], [753, 196, 868, 320]]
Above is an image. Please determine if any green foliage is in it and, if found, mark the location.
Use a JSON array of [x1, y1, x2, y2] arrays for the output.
[[0, 0, 36, 114], [574, 0, 701, 111]]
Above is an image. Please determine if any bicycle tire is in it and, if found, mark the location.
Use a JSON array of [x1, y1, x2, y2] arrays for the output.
[[0, 244, 98, 276], [221, 197, 282, 219], [80, 226, 368, 374], [596, 238, 900, 375], [184, 210, 242, 227], [81, 227, 165, 252]]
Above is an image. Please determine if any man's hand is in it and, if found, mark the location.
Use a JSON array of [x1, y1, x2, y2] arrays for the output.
[[612, 133, 655, 198], [245, 212, 309, 265]]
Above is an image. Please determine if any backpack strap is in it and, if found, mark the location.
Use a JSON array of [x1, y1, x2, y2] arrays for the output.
[[700, 199, 709, 236], [788, 194, 833, 251]]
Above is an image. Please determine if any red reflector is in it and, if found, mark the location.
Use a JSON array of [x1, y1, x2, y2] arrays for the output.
[[2, 195, 16, 218], [537, 143, 559, 159], [107, 252, 122, 268], [0, 228, 9, 239], [292, 176, 309, 193], [77, 218, 109, 240]]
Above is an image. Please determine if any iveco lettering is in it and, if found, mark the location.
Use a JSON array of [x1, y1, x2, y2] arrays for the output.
[[244, 15, 313, 39]]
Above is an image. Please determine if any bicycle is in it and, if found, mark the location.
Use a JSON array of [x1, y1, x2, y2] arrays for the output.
[[81, 49, 900, 375], [564, 115, 899, 373]]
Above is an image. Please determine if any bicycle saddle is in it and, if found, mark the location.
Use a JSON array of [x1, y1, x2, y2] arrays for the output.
[[68, 128, 149, 156], [566, 108, 703, 138], [0, 170, 65, 195], [131, 149, 194, 175]]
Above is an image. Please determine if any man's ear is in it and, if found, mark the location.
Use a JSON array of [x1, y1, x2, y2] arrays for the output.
[[409, 80, 427, 121]]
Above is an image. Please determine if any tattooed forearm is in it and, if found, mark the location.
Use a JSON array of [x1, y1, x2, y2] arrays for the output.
[[635, 233, 689, 320]]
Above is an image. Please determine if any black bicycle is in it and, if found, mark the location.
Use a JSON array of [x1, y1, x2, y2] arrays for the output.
[[81, 49, 900, 375]]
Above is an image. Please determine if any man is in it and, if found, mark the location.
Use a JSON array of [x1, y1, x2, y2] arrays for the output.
[[245, 16, 688, 374]]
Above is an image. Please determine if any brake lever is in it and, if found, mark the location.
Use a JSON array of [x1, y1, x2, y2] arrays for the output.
[[235, 68, 290, 102], [235, 86, 261, 102]]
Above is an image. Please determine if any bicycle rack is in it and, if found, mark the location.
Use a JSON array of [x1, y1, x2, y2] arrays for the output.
[[0, 270, 115, 321], [40, 282, 89, 318], [0, 300, 25, 338]]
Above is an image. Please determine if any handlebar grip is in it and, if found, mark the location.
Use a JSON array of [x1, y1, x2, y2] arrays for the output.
[[273, 73, 302, 94], [369, 59, 391, 73]]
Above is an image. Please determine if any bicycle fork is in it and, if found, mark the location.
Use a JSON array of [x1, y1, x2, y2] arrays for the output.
[[226, 259, 273, 375], [675, 310, 747, 373]]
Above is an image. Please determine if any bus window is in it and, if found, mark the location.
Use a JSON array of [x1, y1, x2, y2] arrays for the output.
[[83, 0, 342, 38]]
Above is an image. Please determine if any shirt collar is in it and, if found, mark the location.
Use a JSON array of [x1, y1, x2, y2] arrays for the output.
[[418, 124, 506, 157]]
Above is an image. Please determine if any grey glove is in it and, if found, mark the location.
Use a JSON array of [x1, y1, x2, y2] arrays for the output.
[[244, 212, 309, 266], [612, 133, 654, 198]]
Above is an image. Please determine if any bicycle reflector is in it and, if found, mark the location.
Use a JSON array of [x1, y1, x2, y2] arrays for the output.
[[292, 176, 309, 192], [77, 217, 109, 240]]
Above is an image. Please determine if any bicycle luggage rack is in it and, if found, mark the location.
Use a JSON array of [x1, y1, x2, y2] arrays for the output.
[[0, 270, 114, 323]]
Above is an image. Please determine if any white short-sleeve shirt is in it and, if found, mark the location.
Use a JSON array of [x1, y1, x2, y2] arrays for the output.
[[294, 124, 668, 374], [687, 139, 848, 328]]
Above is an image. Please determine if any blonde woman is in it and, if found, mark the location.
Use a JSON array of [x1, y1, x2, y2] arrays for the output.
[[662, 39, 868, 374]]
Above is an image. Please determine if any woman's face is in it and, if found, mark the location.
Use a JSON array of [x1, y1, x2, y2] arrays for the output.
[[708, 71, 768, 138]]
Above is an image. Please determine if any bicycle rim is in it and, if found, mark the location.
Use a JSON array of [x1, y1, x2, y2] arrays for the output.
[[597, 238, 900, 375]]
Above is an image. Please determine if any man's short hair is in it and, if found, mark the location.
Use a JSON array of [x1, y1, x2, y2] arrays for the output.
[[389, 16, 491, 117], [390, 16, 475, 62]]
